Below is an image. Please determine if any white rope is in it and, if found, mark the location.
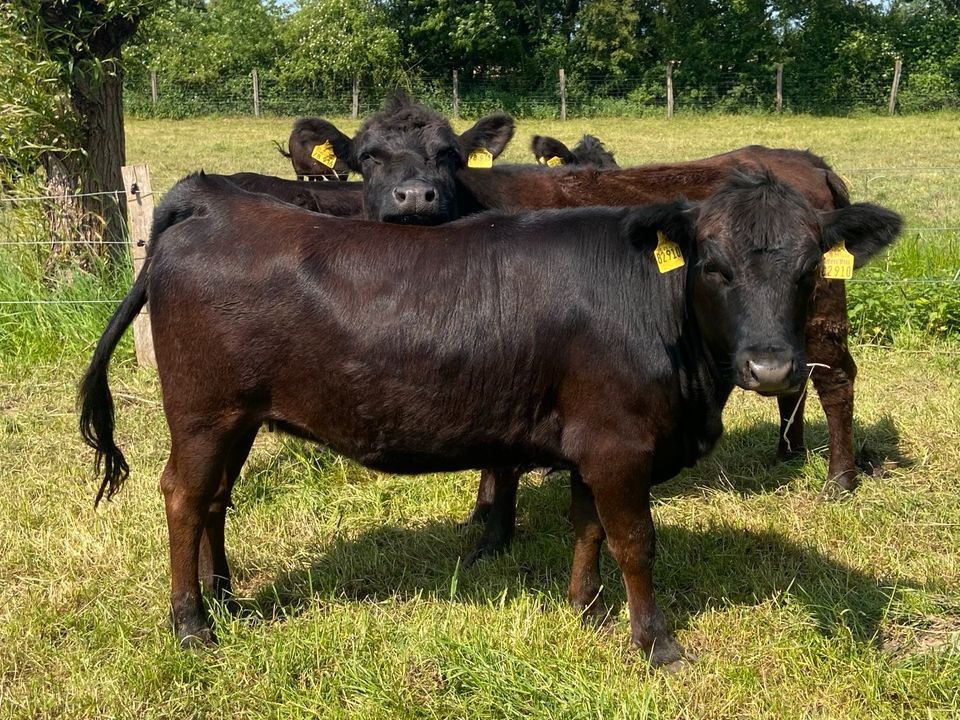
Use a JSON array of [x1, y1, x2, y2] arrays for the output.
[[781, 362, 832, 454]]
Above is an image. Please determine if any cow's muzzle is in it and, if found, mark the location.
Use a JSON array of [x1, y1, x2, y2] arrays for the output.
[[736, 352, 803, 395]]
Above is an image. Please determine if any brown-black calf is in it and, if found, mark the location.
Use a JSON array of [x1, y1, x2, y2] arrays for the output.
[[275, 117, 352, 181], [223, 172, 363, 216], [530, 134, 619, 168], [300, 93, 515, 224], [79, 172, 900, 667], [221, 144, 882, 513]]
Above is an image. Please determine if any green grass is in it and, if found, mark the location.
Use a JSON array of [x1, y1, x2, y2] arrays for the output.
[[1, 113, 960, 717], [1, 347, 958, 718]]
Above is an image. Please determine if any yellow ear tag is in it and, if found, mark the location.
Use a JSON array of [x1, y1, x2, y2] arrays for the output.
[[310, 140, 337, 168], [537, 156, 546, 165], [546, 155, 564, 167], [822, 240, 854, 280], [467, 147, 493, 168], [654, 231, 685, 273]]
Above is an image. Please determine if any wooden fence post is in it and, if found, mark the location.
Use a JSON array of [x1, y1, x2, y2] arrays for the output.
[[452, 70, 459, 120], [666, 61, 674, 117], [121, 164, 157, 369], [888, 57, 902, 115], [352, 76, 360, 119], [252, 68, 260, 118], [776, 63, 783, 114], [150, 70, 158, 109], [559, 68, 567, 121]]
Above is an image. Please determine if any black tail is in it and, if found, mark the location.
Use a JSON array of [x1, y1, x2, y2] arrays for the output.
[[78, 268, 149, 506], [274, 140, 292, 158], [79, 173, 209, 506]]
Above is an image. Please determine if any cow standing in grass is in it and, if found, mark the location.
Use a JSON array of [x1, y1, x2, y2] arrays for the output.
[[530, 134, 619, 168], [265, 110, 876, 507], [79, 171, 900, 667]]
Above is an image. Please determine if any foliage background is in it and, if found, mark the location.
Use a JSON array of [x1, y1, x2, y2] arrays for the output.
[[118, 0, 960, 118]]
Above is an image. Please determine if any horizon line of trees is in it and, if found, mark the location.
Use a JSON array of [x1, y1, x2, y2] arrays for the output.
[[122, 0, 960, 116]]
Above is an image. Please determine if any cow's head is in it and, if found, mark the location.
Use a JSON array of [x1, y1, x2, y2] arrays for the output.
[[630, 171, 902, 395], [309, 93, 514, 224]]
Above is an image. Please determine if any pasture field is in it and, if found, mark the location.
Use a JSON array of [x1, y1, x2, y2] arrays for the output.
[[1, 114, 960, 718]]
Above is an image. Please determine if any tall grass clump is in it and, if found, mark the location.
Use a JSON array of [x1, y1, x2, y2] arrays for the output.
[[848, 229, 960, 342], [0, 199, 135, 368]]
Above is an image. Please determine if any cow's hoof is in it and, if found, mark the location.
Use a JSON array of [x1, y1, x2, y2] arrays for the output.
[[647, 636, 686, 670], [463, 537, 508, 568], [570, 596, 608, 627], [776, 446, 806, 462], [816, 475, 856, 502], [176, 626, 217, 650]]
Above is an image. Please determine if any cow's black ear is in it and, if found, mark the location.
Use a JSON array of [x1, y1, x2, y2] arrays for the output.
[[820, 202, 903, 268], [459, 113, 515, 159], [624, 200, 698, 254], [530, 135, 574, 165]]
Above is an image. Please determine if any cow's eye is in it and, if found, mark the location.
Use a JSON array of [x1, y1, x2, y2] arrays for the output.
[[358, 152, 380, 166], [436, 147, 459, 164], [797, 259, 819, 284], [701, 261, 731, 284]]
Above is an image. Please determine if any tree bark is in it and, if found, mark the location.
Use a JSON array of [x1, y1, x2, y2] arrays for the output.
[[70, 58, 128, 261]]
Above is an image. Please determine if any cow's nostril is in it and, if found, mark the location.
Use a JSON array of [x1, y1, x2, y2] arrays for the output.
[[394, 190, 406, 202], [424, 189, 436, 203]]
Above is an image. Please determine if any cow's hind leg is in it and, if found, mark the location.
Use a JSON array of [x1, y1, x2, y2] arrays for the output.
[[463, 469, 498, 525], [464, 467, 520, 566], [162, 427, 241, 648], [568, 470, 607, 620], [198, 427, 259, 603]]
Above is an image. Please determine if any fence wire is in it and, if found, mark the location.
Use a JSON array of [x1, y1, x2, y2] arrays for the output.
[[2, 167, 958, 311], [124, 68, 960, 120]]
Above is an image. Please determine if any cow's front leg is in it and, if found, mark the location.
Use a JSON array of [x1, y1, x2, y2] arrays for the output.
[[805, 279, 858, 497], [584, 459, 684, 669]]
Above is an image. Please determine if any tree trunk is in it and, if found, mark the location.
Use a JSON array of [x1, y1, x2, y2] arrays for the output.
[[45, 58, 128, 264], [72, 58, 128, 261]]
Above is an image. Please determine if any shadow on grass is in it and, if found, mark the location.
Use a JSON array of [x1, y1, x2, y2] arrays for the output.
[[224, 413, 919, 649], [242, 507, 923, 649], [654, 412, 913, 499]]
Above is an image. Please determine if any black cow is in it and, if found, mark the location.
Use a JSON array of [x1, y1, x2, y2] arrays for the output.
[[275, 117, 352, 181], [79, 171, 901, 667], [210, 145, 883, 506], [223, 172, 363, 216], [530, 134, 619, 169], [308, 92, 515, 223]]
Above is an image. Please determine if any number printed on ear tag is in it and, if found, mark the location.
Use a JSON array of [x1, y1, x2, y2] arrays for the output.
[[546, 156, 564, 167], [310, 140, 337, 168], [467, 148, 493, 168], [822, 240, 854, 280], [654, 231, 685, 273]]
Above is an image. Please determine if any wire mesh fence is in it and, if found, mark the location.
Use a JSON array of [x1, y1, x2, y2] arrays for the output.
[[124, 64, 960, 119]]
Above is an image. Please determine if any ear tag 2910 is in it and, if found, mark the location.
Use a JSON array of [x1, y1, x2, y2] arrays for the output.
[[546, 155, 564, 167], [654, 231, 685, 273], [467, 148, 493, 168], [310, 140, 337, 168], [822, 240, 854, 280]]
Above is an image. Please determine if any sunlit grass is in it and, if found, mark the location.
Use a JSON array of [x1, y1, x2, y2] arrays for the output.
[[0, 346, 958, 718]]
